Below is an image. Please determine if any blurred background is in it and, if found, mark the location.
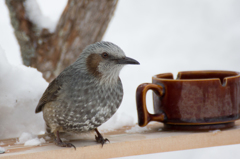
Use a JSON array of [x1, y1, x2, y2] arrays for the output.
[[103, 0, 240, 118], [1, 0, 240, 129], [1, 0, 240, 119], [1, 0, 240, 118], [0, 0, 240, 157]]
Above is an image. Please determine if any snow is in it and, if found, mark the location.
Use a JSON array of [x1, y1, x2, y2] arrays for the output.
[[24, 0, 67, 33], [16, 132, 46, 146], [38, 131, 45, 135], [24, 138, 46, 146], [0, 0, 240, 157], [0, 146, 5, 154], [0, 0, 21, 65], [16, 132, 34, 144], [125, 125, 150, 133], [0, 46, 48, 139], [210, 129, 221, 134]]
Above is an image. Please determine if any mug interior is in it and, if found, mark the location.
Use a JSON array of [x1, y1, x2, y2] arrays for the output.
[[154, 70, 240, 86]]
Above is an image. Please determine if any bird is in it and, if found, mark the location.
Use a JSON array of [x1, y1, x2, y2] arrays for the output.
[[35, 41, 139, 149]]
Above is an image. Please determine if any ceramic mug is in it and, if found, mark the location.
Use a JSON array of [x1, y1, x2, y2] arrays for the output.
[[136, 71, 240, 130]]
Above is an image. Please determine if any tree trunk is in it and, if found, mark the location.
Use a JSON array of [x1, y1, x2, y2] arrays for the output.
[[5, 0, 118, 82]]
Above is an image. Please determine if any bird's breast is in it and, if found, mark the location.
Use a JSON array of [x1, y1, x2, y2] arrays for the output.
[[53, 79, 123, 132]]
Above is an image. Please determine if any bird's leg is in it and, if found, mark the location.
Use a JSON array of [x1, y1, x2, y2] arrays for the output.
[[94, 128, 110, 147], [54, 130, 76, 150]]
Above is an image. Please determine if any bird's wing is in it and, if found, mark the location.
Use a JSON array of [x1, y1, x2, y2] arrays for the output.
[[35, 78, 61, 113]]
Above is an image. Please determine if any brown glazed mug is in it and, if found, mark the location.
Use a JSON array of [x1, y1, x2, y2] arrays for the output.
[[136, 70, 240, 130]]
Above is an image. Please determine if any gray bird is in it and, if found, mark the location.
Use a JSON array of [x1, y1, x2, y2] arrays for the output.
[[35, 41, 139, 149]]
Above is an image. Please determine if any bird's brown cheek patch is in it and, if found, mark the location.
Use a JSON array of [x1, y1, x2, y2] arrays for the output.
[[86, 53, 103, 77]]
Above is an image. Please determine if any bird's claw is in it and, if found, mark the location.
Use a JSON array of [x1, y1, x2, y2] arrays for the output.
[[95, 134, 110, 147], [54, 139, 76, 150]]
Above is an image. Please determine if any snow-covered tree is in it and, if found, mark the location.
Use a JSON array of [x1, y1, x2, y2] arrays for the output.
[[5, 0, 118, 82]]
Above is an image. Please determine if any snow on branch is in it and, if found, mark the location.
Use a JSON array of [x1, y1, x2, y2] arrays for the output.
[[24, 0, 56, 33]]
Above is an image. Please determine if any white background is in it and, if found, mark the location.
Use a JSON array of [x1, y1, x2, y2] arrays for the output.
[[0, 0, 240, 158]]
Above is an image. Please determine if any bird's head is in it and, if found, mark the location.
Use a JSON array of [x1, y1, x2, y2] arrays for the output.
[[76, 41, 139, 85]]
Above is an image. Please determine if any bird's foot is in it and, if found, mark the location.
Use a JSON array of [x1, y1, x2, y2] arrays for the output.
[[54, 130, 76, 150], [54, 138, 76, 150], [95, 134, 110, 146], [95, 128, 110, 147]]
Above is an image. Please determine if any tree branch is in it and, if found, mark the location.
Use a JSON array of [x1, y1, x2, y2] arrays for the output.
[[5, 0, 118, 82]]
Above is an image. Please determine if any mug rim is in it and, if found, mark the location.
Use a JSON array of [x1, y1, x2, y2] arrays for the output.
[[152, 70, 240, 86]]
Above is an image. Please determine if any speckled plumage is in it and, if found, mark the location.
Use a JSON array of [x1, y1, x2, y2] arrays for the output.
[[35, 41, 139, 148], [42, 71, 123, 133]]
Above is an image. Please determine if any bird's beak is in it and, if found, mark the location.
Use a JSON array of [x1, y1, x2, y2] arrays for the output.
[[116, 57, 140, 65]]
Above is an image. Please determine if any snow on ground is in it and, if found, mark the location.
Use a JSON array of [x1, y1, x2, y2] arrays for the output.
[[24, 137, 46, 146], [125, 125, 150, 133], [16, 132, 46, 146], [16, 132, 34, 144], [0, 1, 240, 155], [0, 146, 5, 154], [210, 129, 221, 134], [0, 46, 48, 139]]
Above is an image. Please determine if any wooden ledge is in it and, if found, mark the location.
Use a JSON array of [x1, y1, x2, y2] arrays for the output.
[[1, 120, 240, 159]]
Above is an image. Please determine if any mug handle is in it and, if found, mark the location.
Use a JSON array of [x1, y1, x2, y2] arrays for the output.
[[136, 83, 166, 127]]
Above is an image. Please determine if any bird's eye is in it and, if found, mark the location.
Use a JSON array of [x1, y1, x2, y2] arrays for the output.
[[101, 52, 109, 58]]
